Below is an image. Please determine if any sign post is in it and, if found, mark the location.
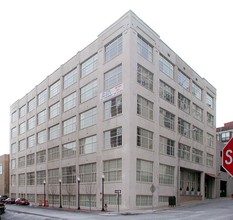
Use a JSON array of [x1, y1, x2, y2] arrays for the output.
[[114, 190, 121, 213], [222, 137, 233, 177]]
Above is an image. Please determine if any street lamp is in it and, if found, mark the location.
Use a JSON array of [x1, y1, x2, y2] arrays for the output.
[[77, 177, 80, 210], [101, 174, 105, 211], [59, 179, 62, 208], [43, 180, 46, 207]]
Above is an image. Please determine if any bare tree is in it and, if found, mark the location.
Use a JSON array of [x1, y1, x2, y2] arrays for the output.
[[65, 184, 76, 208], [48, 184, 58, 207], [85, 183, 93, 211]]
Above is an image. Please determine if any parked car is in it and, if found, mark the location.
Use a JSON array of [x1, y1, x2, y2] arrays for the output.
[[4, 198, 15, 204], [0, 202, 5, 215], [0, 195, 8, 202], [15, 198, 30, 205]]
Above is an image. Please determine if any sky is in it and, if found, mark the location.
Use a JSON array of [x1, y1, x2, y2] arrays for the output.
[[0, 0, 232, 155]]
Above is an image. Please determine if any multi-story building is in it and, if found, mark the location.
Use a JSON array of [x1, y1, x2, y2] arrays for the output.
[[216, 122, 233, 197], [10, 11, 217, 210], [0, 154, 10, 195]]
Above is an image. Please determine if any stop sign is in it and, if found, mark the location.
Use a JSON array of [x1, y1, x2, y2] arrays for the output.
[[222, 137, 233, 176]]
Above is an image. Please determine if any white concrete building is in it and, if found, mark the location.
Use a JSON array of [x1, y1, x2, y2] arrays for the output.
[[10, 11, 217, 210]]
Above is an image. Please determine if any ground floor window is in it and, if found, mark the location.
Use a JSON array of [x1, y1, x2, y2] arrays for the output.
[[136, 195, 152, 206]]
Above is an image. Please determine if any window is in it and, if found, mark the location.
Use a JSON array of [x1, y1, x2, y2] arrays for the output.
[[192, 148, 203, 164], [80, 107, 97, 129], [103, 158, 122, 182], [80, 80, 97, 103], [136, 159, 153, 182], [49, 124, 60, 140], [159, 136, 175, 156], [11, 159, 16, 170], [0, 164, 2, 175], [62, 141, 76, 158], [19, 139, 26, 151], [18, 156, 25, 168], [49, 80, 60, 98], [11, 174, 16, 186], [159, 164, 174, 185], [36, 150, 46, 164], [37, 130, 47, 144], [28, 98, 36, 112], [11, 127, 17, 139], [159, 81, 175, 104], [63, 92, 76, 112], [137, 35, 153, 62], [136, 195, 152, 206], [207, 112, 214, 127], [104, 127, 122, 149], [192, 127, 203, 144], [81, 54, 98, 77], [49, 102, 60, 119], [178, 143, 191, 160], [178, 93, 190, 114], [38, 90, 47, 106], [193, 103, 203, 122], [48, 168, 59, 184], [62, 165, 76, 184], [27, 172, 35, 185], [137, 127, 153, 150], [79, 163, 96, 182], [27, 153, 35, 166], [19, 105, 26, 118], [178, 118, 191, 137], [104, 95, 122, 119], [11, 111, 17, 123], [137, 64, 153, 91], [206, 153, 214, 167], [104, 194, 121, 206], [19, 122, 26, 134], [37, 109, 47, 125], [221, 132, 230, 142], [192, 82, 202, 100], [159, 55, 174, 79], [207, 133, 214, 148], [105, 35, 122, 62], [63, 116, 76, 135], [27, 135, 35, 148], [11, 143, 17, 154], [206, 93, 214, 109], [63, 68, 77, 89], [48, 146, 59, 161], [80, 195, 96, 208], [178, 70, 190, 90], [27, 116, 36, 130], [62, 195, 76, 207], [37, 170, 46, 185], [18, 173, 25, 186], [137, 95, 153, 120], [104, 65, 122, 91], [159, 108, 175, 130], [79, 135, 96, 155]]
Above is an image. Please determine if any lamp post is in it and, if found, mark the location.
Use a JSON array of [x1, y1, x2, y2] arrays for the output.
[[101, 174, 105, 211], [59, 179, 62, 208], [77, 177, 80, 210], [43, 180, 46, 207]]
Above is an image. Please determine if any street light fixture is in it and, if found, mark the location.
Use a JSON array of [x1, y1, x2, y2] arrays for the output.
[[101, 174, 105, 211], [43, 180, 46, 207], [77, 177, 80, 210], [59, 179, 62, 208]]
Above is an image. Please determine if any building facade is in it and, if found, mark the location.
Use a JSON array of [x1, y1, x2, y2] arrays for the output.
[[10, 11, 217, 210], [216, 122, 233, 198], [0, 154, 10, 196]]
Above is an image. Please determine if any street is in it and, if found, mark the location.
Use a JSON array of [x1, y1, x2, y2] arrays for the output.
[[1, 198, 233, 220]]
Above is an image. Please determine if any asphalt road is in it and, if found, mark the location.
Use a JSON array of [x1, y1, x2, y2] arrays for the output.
[[1, 198, 233, 220]]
